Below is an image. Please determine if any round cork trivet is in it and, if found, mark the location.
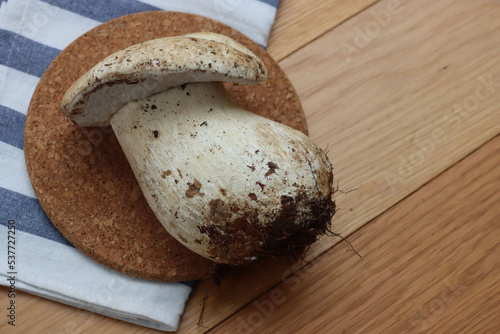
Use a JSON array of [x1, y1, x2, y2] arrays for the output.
[[24, 11, 307, 281]]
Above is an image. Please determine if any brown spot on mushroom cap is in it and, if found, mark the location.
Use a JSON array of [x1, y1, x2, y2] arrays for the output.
[[161, 170, 172, 179], [186, 179, 204, 198], [265, 161, 279, 177]]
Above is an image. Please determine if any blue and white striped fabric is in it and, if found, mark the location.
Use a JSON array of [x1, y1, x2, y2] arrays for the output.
[[0, 0, 279, 331]]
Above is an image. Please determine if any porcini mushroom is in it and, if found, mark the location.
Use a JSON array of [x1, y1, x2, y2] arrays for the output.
[[61, 32, 335, 265]]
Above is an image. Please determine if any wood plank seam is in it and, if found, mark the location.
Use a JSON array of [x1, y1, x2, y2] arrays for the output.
[[202, 259, 321, 333]]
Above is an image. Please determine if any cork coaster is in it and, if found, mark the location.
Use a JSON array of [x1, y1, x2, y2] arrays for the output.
[[24, 11, 307, 281]]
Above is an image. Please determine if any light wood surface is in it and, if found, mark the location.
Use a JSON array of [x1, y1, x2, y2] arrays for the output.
[[2, 0, 500, 333], [214, 133, 500, 334], [267, 0, 380, 61]]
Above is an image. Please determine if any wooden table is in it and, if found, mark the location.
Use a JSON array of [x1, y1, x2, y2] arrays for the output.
[[2, 0, 500, 332]]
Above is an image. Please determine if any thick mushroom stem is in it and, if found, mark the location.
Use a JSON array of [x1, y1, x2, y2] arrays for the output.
[[110, 82, 335, 265]]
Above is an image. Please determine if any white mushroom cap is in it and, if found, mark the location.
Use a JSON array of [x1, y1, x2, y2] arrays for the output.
[[61, 32, 267, 127]]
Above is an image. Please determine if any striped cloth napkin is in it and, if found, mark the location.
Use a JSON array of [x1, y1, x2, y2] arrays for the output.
[[0, 0, 279, 331]]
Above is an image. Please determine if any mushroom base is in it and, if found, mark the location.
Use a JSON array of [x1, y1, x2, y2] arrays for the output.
[[199, 191, 336, 266], [110, 82, 336, 265]]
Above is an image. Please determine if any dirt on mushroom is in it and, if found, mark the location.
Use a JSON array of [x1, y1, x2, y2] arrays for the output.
[[197, 188, 336, 266]]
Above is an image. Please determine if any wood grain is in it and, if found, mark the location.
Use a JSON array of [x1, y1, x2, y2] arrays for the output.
[[214, 133, 500, 334], [178, 0, 500, 332], [281, 0, 500, 260], [268, 0, 380, 61]]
